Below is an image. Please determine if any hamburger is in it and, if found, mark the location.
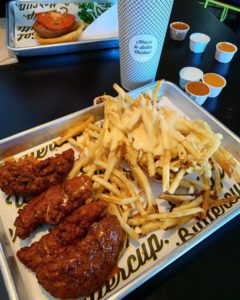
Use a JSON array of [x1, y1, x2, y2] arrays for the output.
[[32, 11, 84, 45]]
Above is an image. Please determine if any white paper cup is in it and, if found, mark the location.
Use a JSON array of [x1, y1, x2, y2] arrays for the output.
[[189, 33, 211, 53], [118, 0, 174, 91], [185, 81, 210, 105], [215, 42, 238, 63], [202, 73, 226, 98], [170, 22, 190, 41], [179, 66, 203, 89]]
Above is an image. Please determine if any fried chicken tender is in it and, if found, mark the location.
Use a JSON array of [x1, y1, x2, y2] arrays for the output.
[[0, 149, 74, 197], [14, 175, 93, 239], [36, 215, 123, 298], [17, 200, 108, 271], [17, 199, 123, 299]]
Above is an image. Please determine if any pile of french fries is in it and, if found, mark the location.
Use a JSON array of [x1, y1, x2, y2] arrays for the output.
[[55, 81, 239, 240]]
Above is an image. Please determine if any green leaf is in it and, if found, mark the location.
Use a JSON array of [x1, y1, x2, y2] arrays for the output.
[[78, 2, 112, 25]]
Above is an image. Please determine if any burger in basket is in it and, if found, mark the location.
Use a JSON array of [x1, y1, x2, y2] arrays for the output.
[[32, 11, 85, 45]]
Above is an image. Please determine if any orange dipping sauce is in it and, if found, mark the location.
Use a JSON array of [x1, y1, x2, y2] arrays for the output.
[[218, 42, 236, 52], [186, 81, 210, 96], [171, 22, 189, 30], [203, 73, 225, 88]]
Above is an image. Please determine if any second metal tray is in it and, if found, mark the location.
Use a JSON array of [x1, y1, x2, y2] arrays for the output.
[[6, 0, 119, 57], [0, 81, 239, 300]]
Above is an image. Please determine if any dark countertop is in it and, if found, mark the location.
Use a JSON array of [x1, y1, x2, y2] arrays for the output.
[[0, 0, 240, 299], [0, 1, 239, 138]]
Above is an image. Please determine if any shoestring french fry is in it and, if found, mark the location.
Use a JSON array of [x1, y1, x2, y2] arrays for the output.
[[147, 152, 156, 177], [141, 216, 194, 234], [85, 130, 100, 139], [94, 160, 135, 196], [100, 194, 141, 205], [55, 114, 95, 146], [110, 175, 129, 196], [68, 130, 104, 179], [162, 150, 171, 192], [128, 207, 203, 227], [153, 207, 204, 219], [131, 165, 154, 210], [173, 196, 203, 211], [180, 179, 209, 191], [159, 194, 197, 202], [213, 150, 232, 177], [212, 159, 221, 198], [152, 80, 164, 103], [213, 147, 240, 183], [67, 137, 84, 151], [141, 222, 162, 234], [200, 168, 211, 218], [93, 95, 115, 106], [113, 83, 136, 107], [210, 195, 238, 207], [169, 168, 185, 194], [56, 81, 239, 238], [92, 175, 122, 197], [87, 123, 102, 133], [93, 161, 146, 216], [108, 203, 139, 240]]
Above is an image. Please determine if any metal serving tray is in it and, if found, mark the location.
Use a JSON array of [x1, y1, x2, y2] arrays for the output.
[[6, 0, 119, 57], [0, 81, 239, 300]]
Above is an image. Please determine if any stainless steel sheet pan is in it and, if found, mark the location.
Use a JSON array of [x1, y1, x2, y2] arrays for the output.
[[0, 81, 239, 300], [6, 0, 119, 57]]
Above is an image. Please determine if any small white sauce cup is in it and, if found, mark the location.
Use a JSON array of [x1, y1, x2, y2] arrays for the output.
[[202, 73, 226, 98], [179, 66, 203, 90], [189, 33, 211, 53], [215, 42, 238, 63], [170, 22, 190, 41], [185, 81, 210, 105]]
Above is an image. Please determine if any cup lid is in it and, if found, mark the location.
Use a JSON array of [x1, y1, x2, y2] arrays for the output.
[[179, 66, 203, 81], [190, 33, 211, 43]]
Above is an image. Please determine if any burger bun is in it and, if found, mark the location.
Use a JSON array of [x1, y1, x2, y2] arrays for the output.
[[35, 23, 84, 45]]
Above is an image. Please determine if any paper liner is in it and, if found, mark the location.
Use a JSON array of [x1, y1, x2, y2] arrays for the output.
[[0, 96, 239, 300], [13, 0, 117, 48]]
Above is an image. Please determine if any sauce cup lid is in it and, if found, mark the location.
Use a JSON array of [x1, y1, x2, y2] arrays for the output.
[[190, 33, 211, 43], [179, 66, 203, 81]]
